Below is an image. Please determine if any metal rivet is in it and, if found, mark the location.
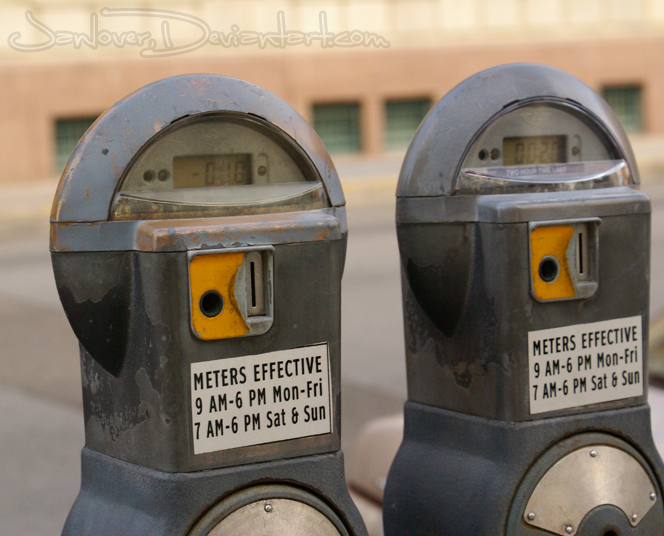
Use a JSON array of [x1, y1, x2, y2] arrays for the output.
[[632, 513, 638, 522], [264, 503, 273, 513], [651, 492, 657, 501], [527, 512, 535, 521], [565, 525, 573, 534], [590, 450, 597, 458]]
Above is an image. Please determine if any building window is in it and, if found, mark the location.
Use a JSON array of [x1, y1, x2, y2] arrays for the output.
[[601, 86, 642, 133], [312, 103, 361, 154], [384, 98, 431, 151], [55, 117, 97, 173]]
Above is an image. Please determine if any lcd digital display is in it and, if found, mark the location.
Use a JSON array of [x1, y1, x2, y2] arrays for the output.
[[173, 154, 252, 188], [503, 136, 567, 166]]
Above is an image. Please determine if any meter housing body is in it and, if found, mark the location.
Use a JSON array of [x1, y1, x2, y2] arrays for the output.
[[51, 75, 364, 536], [384, 64, 664, 536]]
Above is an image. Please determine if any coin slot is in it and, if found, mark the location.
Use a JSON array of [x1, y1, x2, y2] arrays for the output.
[[200, 290, 224, 318], [576, 223, 590, 281], [245, 251, 266, 316], [250, 261, 257, 308], [539, 256, 560, 283]]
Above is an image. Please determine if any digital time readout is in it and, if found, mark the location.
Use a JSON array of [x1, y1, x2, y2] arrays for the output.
[[173, 154, 252, 188], [503, 135, 568, 166]]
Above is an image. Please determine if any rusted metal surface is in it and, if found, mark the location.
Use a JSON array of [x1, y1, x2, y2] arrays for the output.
[[51, 209, 345, 252], [132, 212, 341, 252]]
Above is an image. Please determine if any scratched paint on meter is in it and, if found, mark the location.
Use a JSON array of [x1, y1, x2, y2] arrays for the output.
[[190, 343, 332, 454], [528, 316, 643, 414]]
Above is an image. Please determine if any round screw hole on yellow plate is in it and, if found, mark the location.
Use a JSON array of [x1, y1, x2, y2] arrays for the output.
[[539, 256, 560, 283], [200, 290, 224, 318]]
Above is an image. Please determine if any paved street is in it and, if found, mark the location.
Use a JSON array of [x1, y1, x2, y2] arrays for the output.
[[1, 168, 664, 534]]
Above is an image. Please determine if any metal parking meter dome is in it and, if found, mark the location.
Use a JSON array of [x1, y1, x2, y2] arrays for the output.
[[50, 74, 365, 536], [384, 63, 664, 536]]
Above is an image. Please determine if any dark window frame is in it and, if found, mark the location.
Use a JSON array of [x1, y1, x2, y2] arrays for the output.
[[55, 116, 98, 173], [601, 85, 643, 133], [312, 102, 362, 154], [384, 97, 431, 151]]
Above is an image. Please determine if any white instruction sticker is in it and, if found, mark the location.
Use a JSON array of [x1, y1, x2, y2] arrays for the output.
[[191, 343, 332, 454], [529, 316, 643, 414]]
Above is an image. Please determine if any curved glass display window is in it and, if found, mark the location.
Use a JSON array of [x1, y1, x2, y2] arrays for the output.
[[111, 113, 329, 220], [455, 101, 632, 195]]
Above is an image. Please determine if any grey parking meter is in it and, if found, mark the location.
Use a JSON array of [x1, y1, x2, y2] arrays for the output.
[[384, 63, 664, 536], [50, 74, 365, 536]]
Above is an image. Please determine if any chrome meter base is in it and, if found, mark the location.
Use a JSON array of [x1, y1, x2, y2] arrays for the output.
[[384, 402, 664, 536], [509, 434, 663, 536], [189, 485, 348, 536], [62, 449, 360, 536]]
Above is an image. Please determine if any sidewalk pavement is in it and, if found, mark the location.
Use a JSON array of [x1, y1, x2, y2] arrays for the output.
[[0, 384, 82, 535]]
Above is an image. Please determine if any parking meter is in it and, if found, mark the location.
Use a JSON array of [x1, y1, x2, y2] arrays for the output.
[[50, 74, 365, 536], [384, 63, 664, 536]]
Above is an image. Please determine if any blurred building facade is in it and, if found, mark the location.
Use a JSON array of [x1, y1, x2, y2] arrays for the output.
[[1, 0, 664, 183]]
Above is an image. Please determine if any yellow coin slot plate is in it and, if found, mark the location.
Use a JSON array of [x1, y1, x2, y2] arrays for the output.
[[530, 225, 575, 301], [190, 252, 249, 340]]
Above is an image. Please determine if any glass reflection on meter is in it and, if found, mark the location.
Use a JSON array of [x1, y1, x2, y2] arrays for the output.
[[111, 113, 329, 220], [502, 134, 567, 166], [455, 101, 631, 195]]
